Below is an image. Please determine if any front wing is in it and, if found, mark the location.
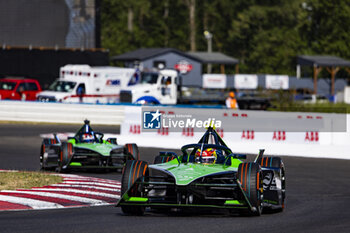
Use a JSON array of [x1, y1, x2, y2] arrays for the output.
[[117, 174, 256, 212], [42, 145, 132, 170]]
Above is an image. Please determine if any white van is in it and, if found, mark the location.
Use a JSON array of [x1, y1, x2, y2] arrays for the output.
[[37, 65, 139, 103]]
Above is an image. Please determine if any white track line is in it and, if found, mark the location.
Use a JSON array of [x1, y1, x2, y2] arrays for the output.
[[61, 176, 117, 180], [63, 178, 121, 185], [59, 174, 119, 181], [50, 184, 120, 192], [0, 195, 63, 209], [2, 190, 107, 204], [63, 177, 118, 180], [30, 188, 120, 199], [59, 175, 117, 181], [56, 174, 82, 178], [61, 181, 120, 188]]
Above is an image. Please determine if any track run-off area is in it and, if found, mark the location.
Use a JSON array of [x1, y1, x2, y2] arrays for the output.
[[0, 123, 349, 233]]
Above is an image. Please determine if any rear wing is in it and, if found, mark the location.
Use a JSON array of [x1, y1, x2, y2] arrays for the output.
[[40, 132, 119, 140]]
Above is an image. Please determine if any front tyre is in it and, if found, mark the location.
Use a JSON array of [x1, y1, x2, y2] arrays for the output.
[[40, 138, 58, 171], [40, 142, 49, 170], [258, 156, 285, 212], [121, 160, 148, 215], [124, 143, 140, 160], [56, 142, 73, 173], [238, 162, 263, 216]]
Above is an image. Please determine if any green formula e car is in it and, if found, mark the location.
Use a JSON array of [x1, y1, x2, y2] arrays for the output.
[[117, 127, 285, 216], [40, 120, 139, 172]]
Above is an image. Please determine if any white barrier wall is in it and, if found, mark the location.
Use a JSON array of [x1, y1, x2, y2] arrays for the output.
[[119, 106, 350, 159], [0, 101, 125, 125], [0, 101, 349, 159]]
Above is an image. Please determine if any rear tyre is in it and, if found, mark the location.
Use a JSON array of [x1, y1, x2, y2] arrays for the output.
[[56, 142, 73, 173], [238, 162, 263, 216], [124, 143, 140, 160], [121, 160, 149, 215], [257, 157, 285, 212], [153, 155, 175, 164]]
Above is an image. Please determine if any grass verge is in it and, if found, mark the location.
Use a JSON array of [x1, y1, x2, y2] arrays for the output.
[[0, 171, 63, 190], [269, 102, 350, 113]]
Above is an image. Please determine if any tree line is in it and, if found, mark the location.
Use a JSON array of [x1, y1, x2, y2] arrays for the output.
[[101, 0, 350, 77]]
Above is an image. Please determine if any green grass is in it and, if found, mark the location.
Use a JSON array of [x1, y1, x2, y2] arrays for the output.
[[265, 90, 350, 113], [0, 171, 63, 190], [268, 101, 350, 113]]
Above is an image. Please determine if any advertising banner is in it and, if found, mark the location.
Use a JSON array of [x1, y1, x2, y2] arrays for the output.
[[202, 74, 227, 89], [234, 74, 258, 89], [265, 75, 289, 89]]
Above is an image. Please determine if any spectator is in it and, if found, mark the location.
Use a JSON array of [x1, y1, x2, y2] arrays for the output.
[[76, 85, 85, 103], [226, 91, 239, 109]]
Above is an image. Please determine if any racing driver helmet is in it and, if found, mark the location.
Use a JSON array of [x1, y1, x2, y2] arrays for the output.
[[80, 120, 95, 143], [81, 133, 94, 143], [195, 148, 217, 164]]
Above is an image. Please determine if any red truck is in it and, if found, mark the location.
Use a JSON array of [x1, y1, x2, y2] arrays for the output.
[[0, 78, 42, 101]]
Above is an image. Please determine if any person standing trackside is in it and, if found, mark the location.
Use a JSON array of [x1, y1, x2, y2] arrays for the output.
[[76, 84, 85, 103], [226, 91, 239, 109]]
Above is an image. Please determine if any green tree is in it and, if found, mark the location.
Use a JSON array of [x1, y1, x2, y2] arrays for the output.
[[227, 0, 309, 74], [100, 0, 350, 77], [306, 0, 350, 59]]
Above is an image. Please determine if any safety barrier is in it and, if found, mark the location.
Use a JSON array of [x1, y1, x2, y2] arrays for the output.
[[0, 101, 125, 125], [119, 106, 350, 159], [0, 101, 349, 159]]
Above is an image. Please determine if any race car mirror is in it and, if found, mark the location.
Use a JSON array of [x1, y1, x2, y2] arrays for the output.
[[254, 149, 265, 163], [228, 153, 247, 160], [67, 136, 77, 144], [106, 138, 117, 144], [95, 132, 104, 143], [159, 151, 177, 156], [159, 151, 180, 164], [231, 154, 247, 159], [223, 154, 246, 166]]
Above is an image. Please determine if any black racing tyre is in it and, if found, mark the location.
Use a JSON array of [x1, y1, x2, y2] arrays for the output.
[[124, 143, 140, 160], [238, 162, 263, 216], [42, 138, 58, 145], [40, 142, 49, 170], [153, 155, 175, 164], [121, 160, 149, 215], [56, 142, 73, 173], [257, 156, 286, 211], [40, 138, 58, 170], [257, 156, 283, 168]]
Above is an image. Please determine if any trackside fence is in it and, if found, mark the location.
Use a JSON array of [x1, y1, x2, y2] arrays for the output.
[[0, 101, 349, 159]]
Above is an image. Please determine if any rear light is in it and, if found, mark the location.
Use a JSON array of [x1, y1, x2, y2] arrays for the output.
[[87, 73, 91, 77], [70, 71, 73, 75], [94, 74, 98, 78], [79, 72, 82, 76]]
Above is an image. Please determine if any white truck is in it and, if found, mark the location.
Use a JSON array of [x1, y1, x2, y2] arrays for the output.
[[119, 69, 272, 109], [119, 69, 179, 105], [37, 65, 139, 103]]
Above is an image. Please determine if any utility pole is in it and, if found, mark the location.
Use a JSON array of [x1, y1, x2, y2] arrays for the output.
[[204, 30, 212, 73], [185, 0, 196, 51]]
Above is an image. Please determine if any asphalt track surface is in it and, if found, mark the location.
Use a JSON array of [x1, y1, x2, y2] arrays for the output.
[[0, 123, 349, 233]]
